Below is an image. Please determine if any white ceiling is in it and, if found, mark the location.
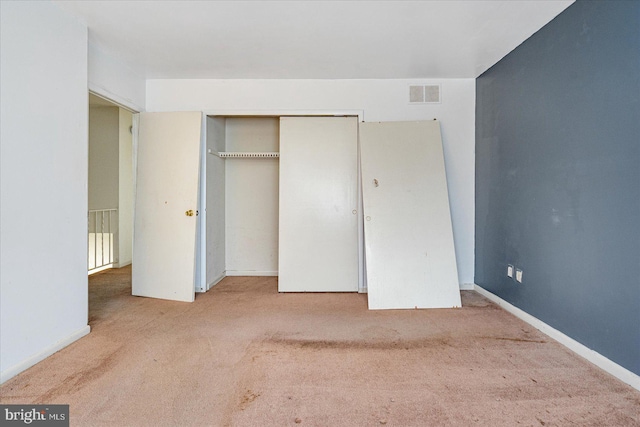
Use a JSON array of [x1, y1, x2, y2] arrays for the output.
[[55, 0, 573, 80]]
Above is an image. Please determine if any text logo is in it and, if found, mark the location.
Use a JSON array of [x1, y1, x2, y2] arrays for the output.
[[1, 405, 69, 426]]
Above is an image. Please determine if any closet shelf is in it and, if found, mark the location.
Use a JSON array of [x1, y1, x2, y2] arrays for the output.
[[208, 149, 279, 158]]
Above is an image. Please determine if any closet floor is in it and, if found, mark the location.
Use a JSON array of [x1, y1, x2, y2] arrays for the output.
[[1, 267, 638, 426]]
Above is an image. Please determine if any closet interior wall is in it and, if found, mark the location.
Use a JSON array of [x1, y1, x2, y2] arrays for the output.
[[206, 116, 280, 288]]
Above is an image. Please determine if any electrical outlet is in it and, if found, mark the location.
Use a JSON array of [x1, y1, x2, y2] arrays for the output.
[[515, 269, 523, 283], [507, 264, 514, 278]]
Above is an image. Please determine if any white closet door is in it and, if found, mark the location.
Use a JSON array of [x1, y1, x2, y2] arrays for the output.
[[279, 117, 359, 292], [360, 120, 461, 309], [133, 112, 202, 302]]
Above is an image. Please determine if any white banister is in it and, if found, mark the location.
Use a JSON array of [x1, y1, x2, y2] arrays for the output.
[[88, 208, 118, 273]]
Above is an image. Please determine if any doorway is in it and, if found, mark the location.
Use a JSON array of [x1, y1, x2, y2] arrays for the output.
[[87, 91, 137, 324], [88, 93, 135, 275]]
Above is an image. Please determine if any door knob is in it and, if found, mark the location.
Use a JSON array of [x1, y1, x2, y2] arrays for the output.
[[185, 210, 194, 217]]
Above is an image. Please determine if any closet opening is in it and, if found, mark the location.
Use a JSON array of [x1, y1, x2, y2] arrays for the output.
[[200, 113, 365, 294]]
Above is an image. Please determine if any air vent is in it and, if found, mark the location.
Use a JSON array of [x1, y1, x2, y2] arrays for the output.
[[409, 84, 441, 104], [409, 85, 425, 103]]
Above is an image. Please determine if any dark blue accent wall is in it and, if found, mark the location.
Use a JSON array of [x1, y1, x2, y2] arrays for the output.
[[475, 0, 640, 375]]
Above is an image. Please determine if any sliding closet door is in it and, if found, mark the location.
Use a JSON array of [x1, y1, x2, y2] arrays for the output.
[[279, 117, 359, 292], [133, 112, 201, 302], [360, 120, 461, 309]]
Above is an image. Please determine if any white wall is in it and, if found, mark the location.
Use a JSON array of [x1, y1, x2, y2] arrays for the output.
[[118, 108, 134, 267], [89, 107, 119, 210], [89, 42, 146, 112], [224, 118, 280, 275], [0, 1, 90, 382], [147, 79, 476, 286]]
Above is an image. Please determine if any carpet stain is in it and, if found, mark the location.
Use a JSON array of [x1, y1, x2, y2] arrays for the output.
[[267, 336, 454, 351], [37, 349, 120, 402], [480, 336, 547, 344], [239, 389, 260, 410]]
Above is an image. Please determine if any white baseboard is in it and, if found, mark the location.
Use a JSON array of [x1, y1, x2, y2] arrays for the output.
[[474, 285, 640, 391], [1, 325, 91, 385], [114, 261, 132, 269], [206, 272, 227, 291], [225, 270, 278, 277]]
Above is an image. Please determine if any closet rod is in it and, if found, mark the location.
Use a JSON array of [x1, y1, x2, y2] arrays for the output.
[[208, 149, 279, 158]]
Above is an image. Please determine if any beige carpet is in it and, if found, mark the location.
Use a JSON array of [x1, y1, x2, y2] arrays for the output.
[[1, 266, 638, 426]]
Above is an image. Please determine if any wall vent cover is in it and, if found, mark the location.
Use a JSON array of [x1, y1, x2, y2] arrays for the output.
[[409, 85, 425, 103], [409, 84, 441, 104]]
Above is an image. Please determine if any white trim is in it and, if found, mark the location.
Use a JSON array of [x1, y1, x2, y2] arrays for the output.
[[205, 272, 227, 291], [356, 123, 365, 292], [196, 112, 208, 294], [225, 271, 278, 277], [203, 109, 364, 122], [88, 86, 142, 114], [1, 325, 91, 384], [459, 283, 475, 290], [474, 285, 640, 391]]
